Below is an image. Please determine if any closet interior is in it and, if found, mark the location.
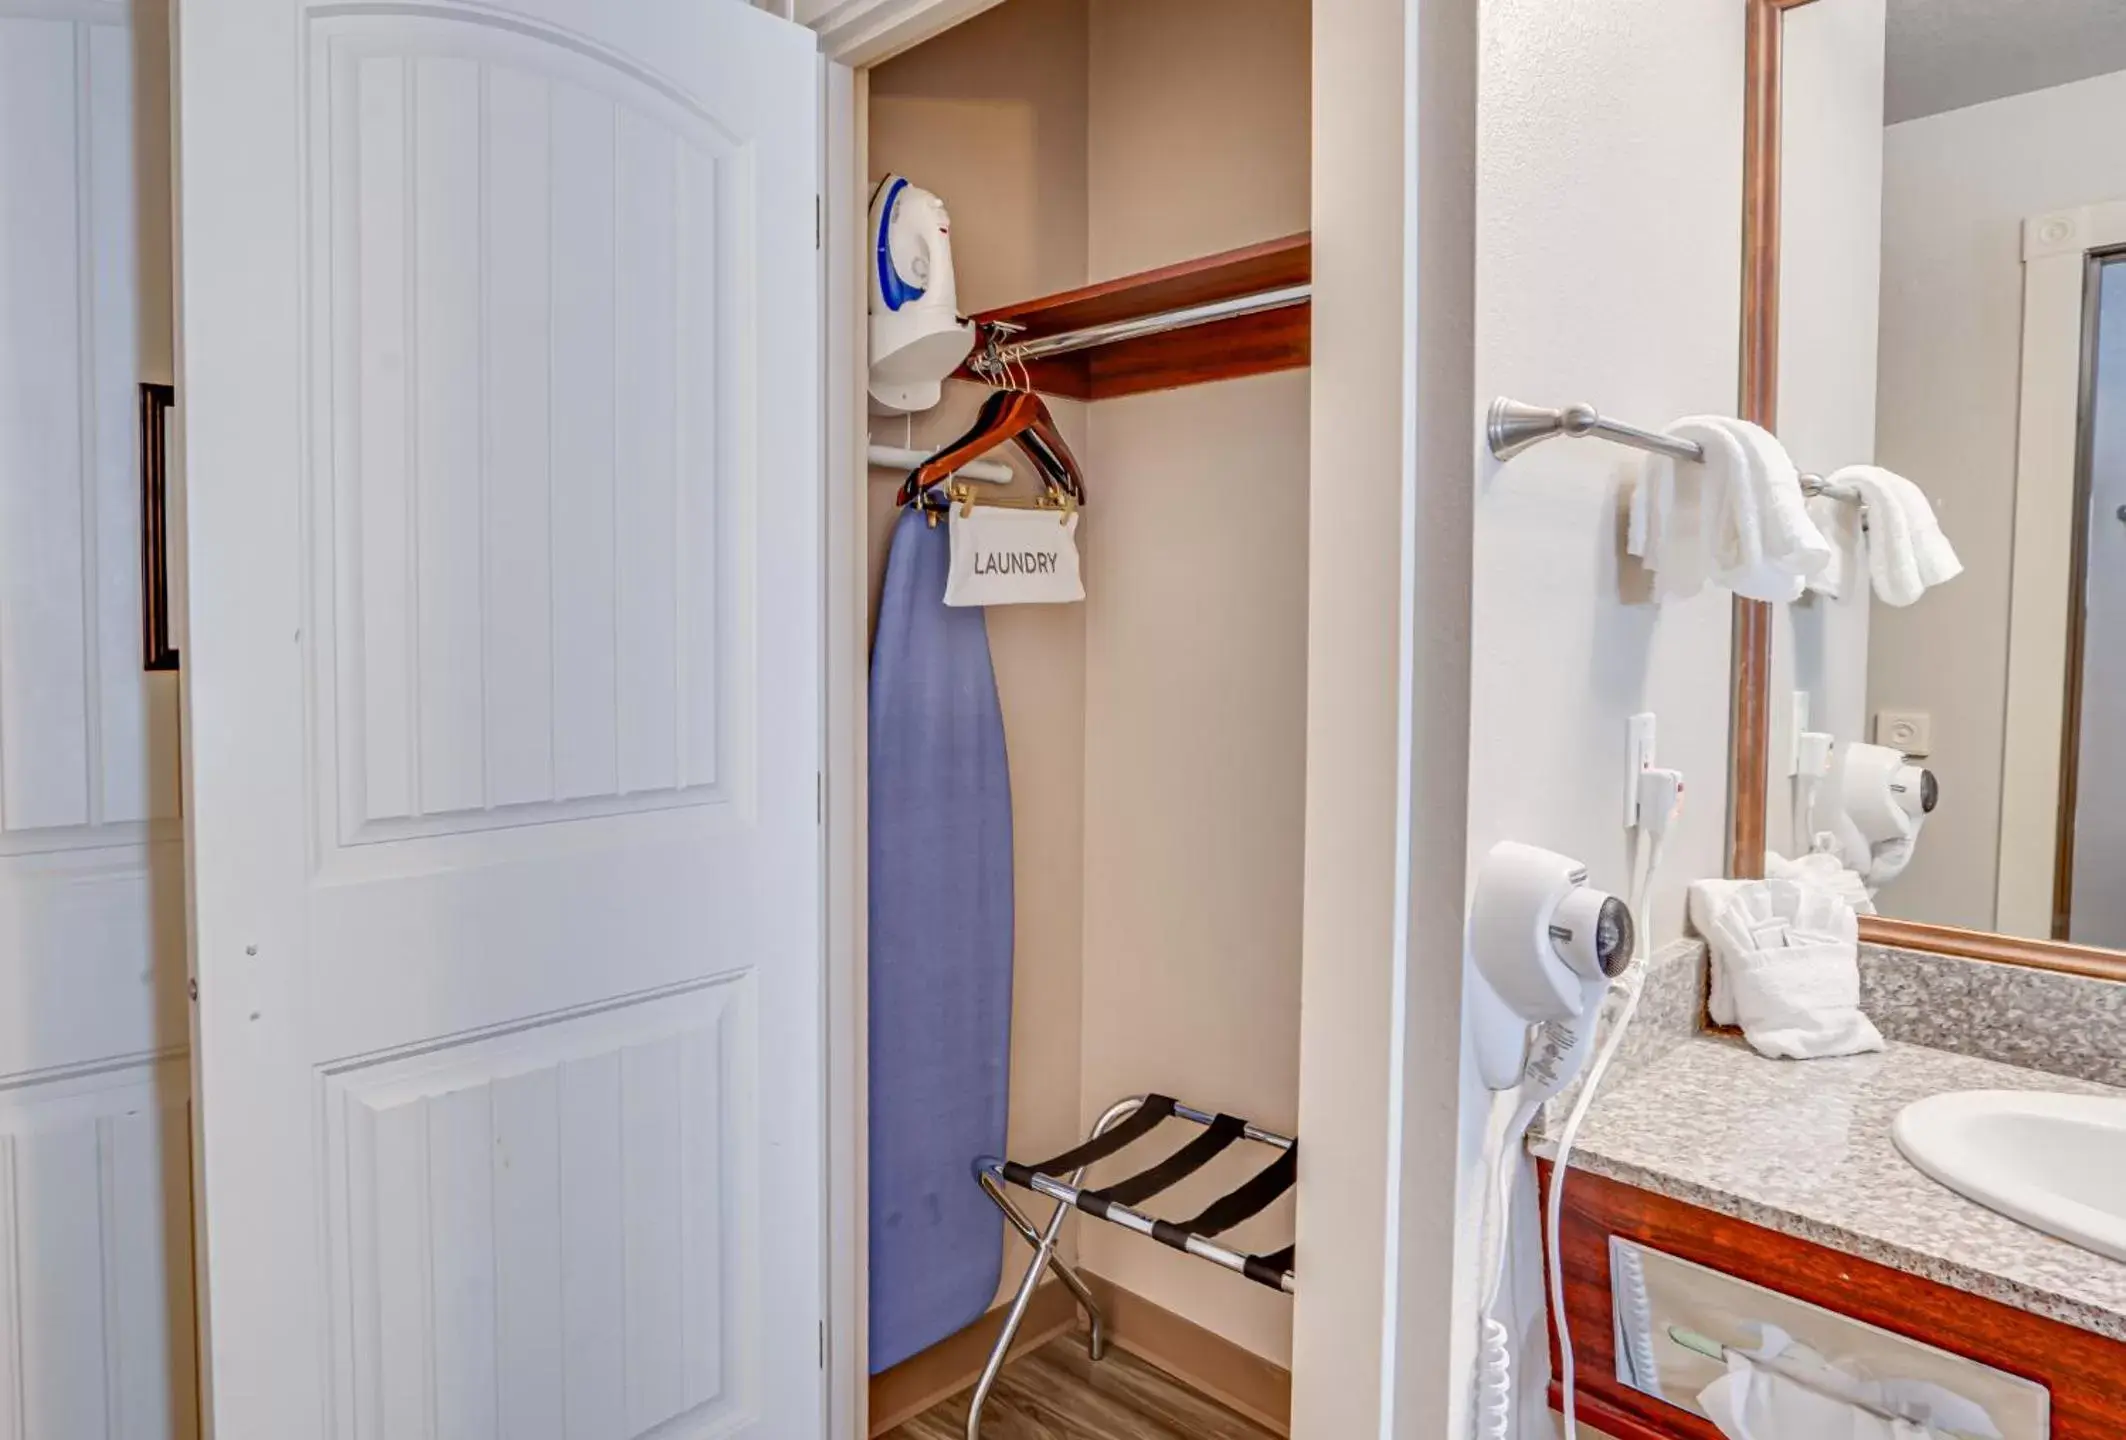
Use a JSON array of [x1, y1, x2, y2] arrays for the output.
[[861, 0, 1315, 1430]]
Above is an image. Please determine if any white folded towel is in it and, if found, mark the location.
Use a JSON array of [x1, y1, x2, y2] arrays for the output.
[[1629, 416, 1831, 602], [1687, 877, 1884, 1060], [1765, 847, 1876, 914], [1728, 419, 1835, 596], [1804, 464, 1962, 608]]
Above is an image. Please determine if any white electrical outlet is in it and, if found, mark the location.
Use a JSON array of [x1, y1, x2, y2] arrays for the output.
[[1626, 712, 1657, 827], [1875, 709, 1933, 757]]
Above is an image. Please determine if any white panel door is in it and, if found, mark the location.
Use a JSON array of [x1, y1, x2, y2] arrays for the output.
[[173, 2, 824, 1436], [0, 1, 198, 1436]]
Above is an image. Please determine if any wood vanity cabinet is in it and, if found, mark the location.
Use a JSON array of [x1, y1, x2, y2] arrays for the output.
[[1538, 1162, 2126, 1439]]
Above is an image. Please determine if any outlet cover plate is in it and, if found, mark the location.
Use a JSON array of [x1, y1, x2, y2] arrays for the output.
[[1875, 709, 1932, 757], [1627, 712, 1657, 827]]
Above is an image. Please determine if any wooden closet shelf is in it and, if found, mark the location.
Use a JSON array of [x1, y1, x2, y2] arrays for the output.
[[956, 233, 1310, 402]]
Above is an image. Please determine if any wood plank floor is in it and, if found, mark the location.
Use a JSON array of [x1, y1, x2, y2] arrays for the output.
[[881, 1335, 1280, 1440]]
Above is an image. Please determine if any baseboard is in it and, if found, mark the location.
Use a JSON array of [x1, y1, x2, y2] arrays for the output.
[[1079, 1275, 1292, 1437], [866, 1283, 1078, 1436], [865, 1272, 1293, 1438]]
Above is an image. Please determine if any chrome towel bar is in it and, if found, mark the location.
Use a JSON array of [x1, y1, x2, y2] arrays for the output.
[[1487, 396, 1706, 463]]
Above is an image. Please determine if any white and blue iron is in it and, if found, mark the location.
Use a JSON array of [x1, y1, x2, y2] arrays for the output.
[[868, 174, 976, 413]]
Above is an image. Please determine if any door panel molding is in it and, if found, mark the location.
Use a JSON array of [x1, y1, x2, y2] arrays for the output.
[[319, 975, 757, 1440], [0, 1056, 196, 1440]]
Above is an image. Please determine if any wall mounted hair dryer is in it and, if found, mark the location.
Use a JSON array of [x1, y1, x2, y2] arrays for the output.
[[1832, 741, 1936, 889], [1840, 740, 1935, 846], [1467, 841, 1635, 1095], [1467, 840, 1640, 1440]]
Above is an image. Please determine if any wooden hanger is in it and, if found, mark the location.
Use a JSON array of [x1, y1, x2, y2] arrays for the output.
[[897, 386, 1087, 509]]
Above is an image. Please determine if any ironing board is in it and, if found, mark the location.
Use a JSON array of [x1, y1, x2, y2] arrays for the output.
[[867, 508, 1016, 1373]]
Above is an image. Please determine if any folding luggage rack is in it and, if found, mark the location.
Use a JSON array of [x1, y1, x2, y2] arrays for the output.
[[965, 1093, 1296, 1438]]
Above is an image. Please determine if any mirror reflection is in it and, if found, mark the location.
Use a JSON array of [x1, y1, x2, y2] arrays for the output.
[[1769, 1, 2126, 950]]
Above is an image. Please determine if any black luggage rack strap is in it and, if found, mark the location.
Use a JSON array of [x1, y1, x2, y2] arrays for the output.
[[984, 1093, 1297, 1294]]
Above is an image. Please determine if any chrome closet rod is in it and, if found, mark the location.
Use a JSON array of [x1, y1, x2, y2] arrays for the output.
[[1487, 397, 1707, 464], [975, 284, 1312, 371]]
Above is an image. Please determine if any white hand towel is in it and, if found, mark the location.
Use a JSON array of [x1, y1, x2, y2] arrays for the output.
[[1802, 492, 1860, 600], [943, 504, 1084, 607], [1726, 419, 1833, 599], [1629, 417, 1829, 602], [1821, 465, 1962, 608], [1630, 419, 1730, 600], [1688, 877, 1884, 1060]]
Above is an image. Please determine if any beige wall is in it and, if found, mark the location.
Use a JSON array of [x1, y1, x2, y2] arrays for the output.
[[868, 0, 1088, 311], [1072, 0, 1311, 1367], [1867, 67, 2126, 931], [868, 0, 1313, 1360], [1084, 0, 1311, 281], [1074, 372, 1310, 1366], [869, 0, 1094, 1302]]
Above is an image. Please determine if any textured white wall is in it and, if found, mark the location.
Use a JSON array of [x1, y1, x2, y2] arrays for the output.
[[1768, 0, 1886, 862], [1470, 0, 1744, 1427], [1472, 0, 1743, 971], [1868, 67, 2126, 931]]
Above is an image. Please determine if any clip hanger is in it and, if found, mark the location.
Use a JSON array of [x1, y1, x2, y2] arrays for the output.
[[947, 480, 1077, 523]]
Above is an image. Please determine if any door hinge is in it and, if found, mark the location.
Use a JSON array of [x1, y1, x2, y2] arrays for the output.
[[815, 195, 822, 250], [816, 772, 824, 824], [819, 1321, 826, 1368]]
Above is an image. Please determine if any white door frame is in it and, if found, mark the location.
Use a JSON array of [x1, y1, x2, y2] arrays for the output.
[[1998, 201, 2126, 937], [802, 1, 1478, 1435]]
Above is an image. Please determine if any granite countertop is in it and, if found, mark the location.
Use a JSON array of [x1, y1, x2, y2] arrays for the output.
[[1531, 1033, 2126, 1342]]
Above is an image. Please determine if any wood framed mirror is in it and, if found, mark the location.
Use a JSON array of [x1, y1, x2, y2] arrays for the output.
[[1729, 0, 2126, 982]]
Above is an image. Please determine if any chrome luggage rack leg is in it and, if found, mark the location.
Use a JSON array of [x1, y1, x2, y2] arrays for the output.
[[963, 1094, 1299, 1438], [963, 1096, 1141, 1440]]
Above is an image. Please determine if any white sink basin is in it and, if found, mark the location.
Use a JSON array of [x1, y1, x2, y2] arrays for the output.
[[1894, 1090, 2126, 1263]]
